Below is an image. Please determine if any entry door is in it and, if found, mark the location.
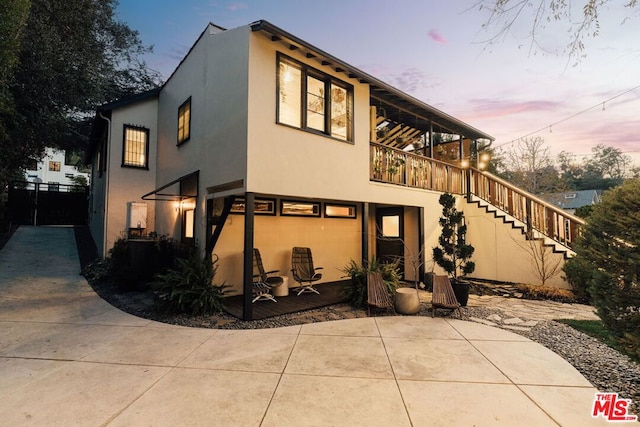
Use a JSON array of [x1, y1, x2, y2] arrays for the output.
[[376, 207, 404, 276]]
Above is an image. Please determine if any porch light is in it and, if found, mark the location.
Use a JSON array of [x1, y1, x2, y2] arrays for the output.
[[460, 158, 470, 169], [478, 152, 491, 171]]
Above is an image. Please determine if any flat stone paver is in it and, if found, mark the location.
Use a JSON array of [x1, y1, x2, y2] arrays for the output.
[[418, 289, 599, 322], [0, 227, 617, 426]]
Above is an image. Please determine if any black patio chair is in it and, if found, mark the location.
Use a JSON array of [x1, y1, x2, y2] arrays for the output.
[[291, 247, 323, 295], [252, 248, 281, 303]]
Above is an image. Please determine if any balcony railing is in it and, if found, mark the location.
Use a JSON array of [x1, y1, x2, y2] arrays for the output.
[[370, 142, 585, 249], [370, 142, 465, 193]]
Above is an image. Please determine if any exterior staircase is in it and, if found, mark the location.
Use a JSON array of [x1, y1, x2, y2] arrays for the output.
[[466, 194, 575, 259], [370, 142, 586, 259]]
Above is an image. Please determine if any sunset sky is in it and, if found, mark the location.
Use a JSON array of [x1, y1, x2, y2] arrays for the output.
[[116, 0, 640, 166]]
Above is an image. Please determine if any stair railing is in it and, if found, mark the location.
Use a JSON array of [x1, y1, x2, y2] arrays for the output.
[[469, 169, 585, 248], [369, 141, 585, 249]]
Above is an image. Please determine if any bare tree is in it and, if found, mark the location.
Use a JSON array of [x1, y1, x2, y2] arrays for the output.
[[500, 136, 562, 194], [473, 0, 639, 64], [511, 235, 563, 285]]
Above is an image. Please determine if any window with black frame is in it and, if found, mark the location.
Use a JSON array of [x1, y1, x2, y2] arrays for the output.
[[277, 54, 353, 142], [177, 97, 191, 145], [122, 125, 149, 168]]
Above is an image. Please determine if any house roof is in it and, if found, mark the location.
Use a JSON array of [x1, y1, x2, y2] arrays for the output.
[[543, 189, 603, 210], [250, 20, 494, 142], [96, 87, 161, 113], [89, 19, 494, 158], [88, 88, 161, 159]]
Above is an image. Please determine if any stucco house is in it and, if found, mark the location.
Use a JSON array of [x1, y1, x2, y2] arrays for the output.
[[88, 20, 583, 319], [25, 147, 90, 188]]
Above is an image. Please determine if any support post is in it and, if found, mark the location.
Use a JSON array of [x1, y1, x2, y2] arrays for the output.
[[362, 202, 369, 265], [418, 207, 425, 285], [242, 192, 255, 321], [466, 169, 471, 201]]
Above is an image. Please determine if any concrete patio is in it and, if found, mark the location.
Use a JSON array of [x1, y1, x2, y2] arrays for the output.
[[0, 226, 612, 426]]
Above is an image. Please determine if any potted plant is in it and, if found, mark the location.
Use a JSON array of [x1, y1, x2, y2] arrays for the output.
[[432, 193, 475, 306], [424, 261, 436, 292], [341, 258, 400, 310]]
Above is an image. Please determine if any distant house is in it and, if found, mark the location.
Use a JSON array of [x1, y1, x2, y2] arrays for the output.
[[542, 190, 602, 215], [24, 148, 90, 188], [88, 20, 585, 318]]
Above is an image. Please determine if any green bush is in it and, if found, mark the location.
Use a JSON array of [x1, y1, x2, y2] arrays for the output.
[[341, 258, 401, 309], [515, 283, 577, 303], [433, 193, 475, 279], [152, 254, 229, 315], [562, 256, 594, 303], [108, 236, 193, 291], [573, 179, 640, 360]]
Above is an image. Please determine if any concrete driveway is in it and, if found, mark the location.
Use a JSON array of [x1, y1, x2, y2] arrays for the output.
[[0, 226, 610, 426]]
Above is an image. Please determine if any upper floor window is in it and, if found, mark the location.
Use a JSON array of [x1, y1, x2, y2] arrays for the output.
[[122, 125, 149, 168], [49, 161, 61, 171], [177, 97, 191, 145], [277, 54, 353, 142]]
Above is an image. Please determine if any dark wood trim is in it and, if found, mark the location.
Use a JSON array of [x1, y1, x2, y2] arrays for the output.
[[206, 179, 244, 194], [205, 195, 235, 257]]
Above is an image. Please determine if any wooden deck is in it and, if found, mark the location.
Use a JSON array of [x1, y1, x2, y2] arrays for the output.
[[223, 280, 349, 320]]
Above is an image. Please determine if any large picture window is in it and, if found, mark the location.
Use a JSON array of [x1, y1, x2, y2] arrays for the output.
[[177, 97, 191, 144], [122, 125, 149, 168], [277, 54, 353, 142]]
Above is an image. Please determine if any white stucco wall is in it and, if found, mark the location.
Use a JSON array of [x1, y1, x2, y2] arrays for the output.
[[155, 24, 250, 246], [245, 32, 371, 201], [463, 197, 569, 288], [102, 98, 158, 255]]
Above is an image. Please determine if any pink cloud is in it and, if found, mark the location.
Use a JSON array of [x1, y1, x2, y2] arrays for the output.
[[428, 29, 447, 44], [465, 99, 560, 120], [227, 2, 248, 11]]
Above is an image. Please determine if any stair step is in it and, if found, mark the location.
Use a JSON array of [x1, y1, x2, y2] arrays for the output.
[[467, 196, 574, 258]]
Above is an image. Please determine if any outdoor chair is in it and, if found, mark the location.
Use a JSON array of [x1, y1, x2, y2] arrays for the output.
[[367, 272, 395, 316], [431, 275, 461, 317], [252, 248, 280, 303], [291, 247, 323, 295]]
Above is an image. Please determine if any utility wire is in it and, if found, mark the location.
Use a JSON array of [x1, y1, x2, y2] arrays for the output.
[[494, 84, 640, 149]]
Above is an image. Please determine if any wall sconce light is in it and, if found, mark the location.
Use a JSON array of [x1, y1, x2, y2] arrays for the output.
[[174, 201, 181, 212], [460, 158, 470, 169]]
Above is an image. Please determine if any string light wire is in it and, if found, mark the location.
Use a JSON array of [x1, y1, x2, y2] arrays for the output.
[[494, 84, 640, 149]]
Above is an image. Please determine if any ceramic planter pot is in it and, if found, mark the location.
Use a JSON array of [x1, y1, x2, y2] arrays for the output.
[[451, 280, 470, 307], [395, 288, 421, 314]]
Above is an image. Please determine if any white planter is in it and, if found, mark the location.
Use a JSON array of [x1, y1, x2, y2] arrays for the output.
[[395, 288, 421, 315]]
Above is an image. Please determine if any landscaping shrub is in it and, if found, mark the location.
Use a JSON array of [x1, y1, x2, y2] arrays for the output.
[[108, 236, 193, 291], [515, 283, 577, 303], [572, 180, 640, 360], [432, 193, 475, 279], [562, 256, 594, 303], [152, 254, 229, 315], [341, 258, 401, 309]]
